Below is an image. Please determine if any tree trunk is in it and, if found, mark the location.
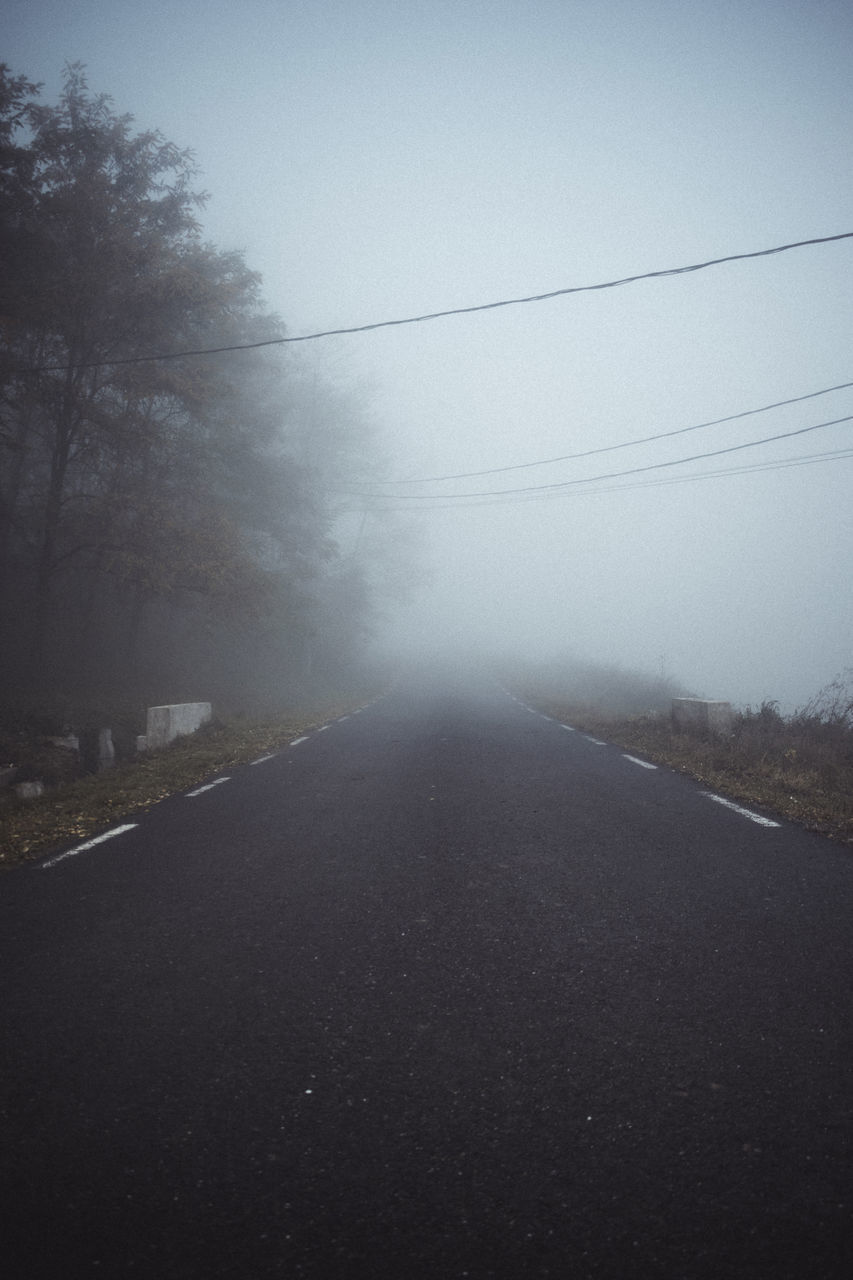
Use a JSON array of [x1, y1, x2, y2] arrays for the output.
[[0, 397, 37, 609], [125, 587, 147, 667], [29, 373, 78, 674]]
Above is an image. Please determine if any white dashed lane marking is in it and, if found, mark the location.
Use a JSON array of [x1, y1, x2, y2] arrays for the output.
[[623, 754, 658, 770], [702, 793, 781, 828], [41, 705, 376, 870], [41, 824, 139, 869], [186, 777, 230, 797]]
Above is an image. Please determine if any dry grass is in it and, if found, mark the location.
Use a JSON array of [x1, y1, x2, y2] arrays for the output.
[[512, 670, 853, 848], [0, 695, 373, 868]]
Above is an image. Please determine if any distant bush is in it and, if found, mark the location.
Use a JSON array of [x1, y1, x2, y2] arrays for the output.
[[510, 656, 693, 718], [793, 669, 853, 733], [735, 675, 853, 777]]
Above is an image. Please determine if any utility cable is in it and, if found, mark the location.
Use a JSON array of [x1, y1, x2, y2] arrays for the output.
[[23, 231, 853, 373], [351, 445, 853, 512], [341, 414, 853, 502], [379, 379, 853, 483]]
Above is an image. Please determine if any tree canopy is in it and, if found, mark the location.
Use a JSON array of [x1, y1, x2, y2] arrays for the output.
[[0, 64, 405, 711]]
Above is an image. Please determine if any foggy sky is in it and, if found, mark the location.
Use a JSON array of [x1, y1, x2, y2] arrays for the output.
[[6, 0, 852, 708]]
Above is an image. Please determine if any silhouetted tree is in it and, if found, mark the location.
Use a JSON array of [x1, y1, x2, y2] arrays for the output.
[[0, 64, 405, 708]]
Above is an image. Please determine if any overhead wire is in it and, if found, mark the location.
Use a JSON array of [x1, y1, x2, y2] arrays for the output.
[[570, 445, 853, 494], [340, 414, 853, 503], [23, 230, 853, 373], [379, 379, 853, 484], [346, 446, 853, 512]]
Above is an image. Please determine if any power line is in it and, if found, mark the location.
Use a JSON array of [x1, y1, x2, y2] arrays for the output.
[[582, 446, 853, 494], [379, 379, 853, 484], [342, 414, 853, 502], [350, 446, 853, 512], [25, 231, 853, 373]]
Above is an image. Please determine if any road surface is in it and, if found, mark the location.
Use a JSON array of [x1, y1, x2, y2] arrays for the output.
[[1, 673, 851, 1277]]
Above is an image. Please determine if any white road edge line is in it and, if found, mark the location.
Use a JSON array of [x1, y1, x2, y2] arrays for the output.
[[290, 735, 309, 746], [701, 792, 781, 828], [581, 735, 607, 746], [623, 754, 658, 770], [250, 753, 277, 765], [186, 777, 230, 797], [560, 724, 575, 731], [42, 823, 139, 868]]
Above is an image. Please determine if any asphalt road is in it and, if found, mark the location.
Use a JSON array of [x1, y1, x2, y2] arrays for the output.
[[1, 673, 851, 1278]]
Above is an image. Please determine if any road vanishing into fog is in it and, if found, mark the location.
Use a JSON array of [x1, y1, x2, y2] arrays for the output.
[[1, 674, 852, 1279]]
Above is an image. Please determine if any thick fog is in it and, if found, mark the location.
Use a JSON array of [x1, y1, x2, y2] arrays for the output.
[[8, 0, 852, 709]]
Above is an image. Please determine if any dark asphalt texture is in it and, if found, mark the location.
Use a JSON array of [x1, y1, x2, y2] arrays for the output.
[[1, 675, 851, 1278]]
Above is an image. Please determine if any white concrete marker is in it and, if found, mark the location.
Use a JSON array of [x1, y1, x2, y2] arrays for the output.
[[623, 754, 658, 770], [42, 824, 138, 868], [701, 792, 781, 827], [186, 777, 230, 796]]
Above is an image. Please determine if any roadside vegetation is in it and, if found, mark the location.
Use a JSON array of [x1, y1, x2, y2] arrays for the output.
[[509, 661, 853, 848], [0, 690, 380, 867], [0, 65, 413, 867], [1, 66, 416, 718]]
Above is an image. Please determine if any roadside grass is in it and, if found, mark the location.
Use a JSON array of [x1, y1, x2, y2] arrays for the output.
[[5, 669, 851, 863], [0, 695, 373, 868], [511, 673, 853, 848]]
